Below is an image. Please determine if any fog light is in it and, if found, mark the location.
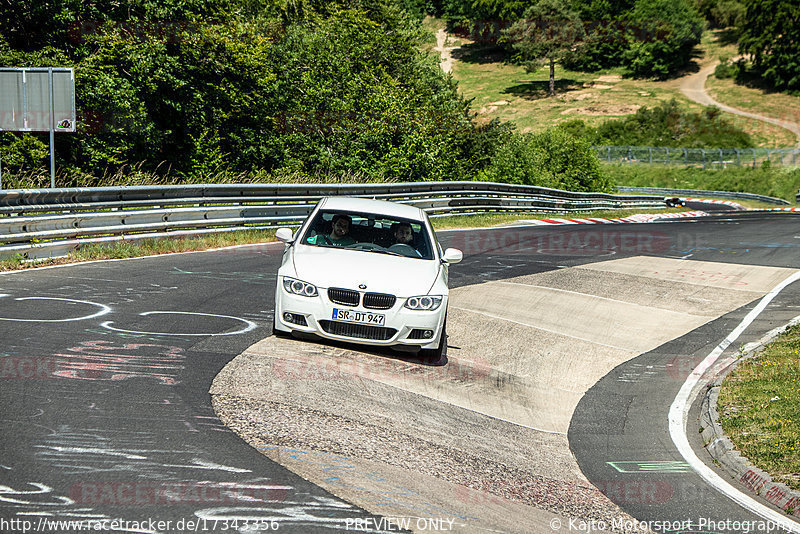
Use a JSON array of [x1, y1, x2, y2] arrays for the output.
[[283, 312, 307, 326], [409, 328, 434, 340]]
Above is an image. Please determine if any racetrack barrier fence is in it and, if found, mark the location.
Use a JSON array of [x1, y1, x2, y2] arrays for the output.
[[0, 182, 666, 260], [594, 146, 800, 169]]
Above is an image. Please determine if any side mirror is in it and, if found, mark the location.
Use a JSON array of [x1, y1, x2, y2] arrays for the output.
[[275, 227, 294, 244], [442, 248, 462, 264]]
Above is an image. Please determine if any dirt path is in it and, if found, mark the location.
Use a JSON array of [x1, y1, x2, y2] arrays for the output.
[[434, 28, 455, 74], [680, 61, 800, 147]]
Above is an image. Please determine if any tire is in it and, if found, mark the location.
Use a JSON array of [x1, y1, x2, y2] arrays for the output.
[[420, 321, 446, 363]]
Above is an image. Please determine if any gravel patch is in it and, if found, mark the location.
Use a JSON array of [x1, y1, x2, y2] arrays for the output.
[[213, 393, 651, 533]]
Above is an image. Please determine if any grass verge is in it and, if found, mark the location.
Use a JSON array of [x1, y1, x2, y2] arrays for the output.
[[0, 229, 277, 272], [605, 163, 800, 202], [718, 324, 800, 491], [706, 75, 800, 143]]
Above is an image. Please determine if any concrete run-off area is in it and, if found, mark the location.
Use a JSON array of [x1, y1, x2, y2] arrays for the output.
[[211, 255, 798, 533]]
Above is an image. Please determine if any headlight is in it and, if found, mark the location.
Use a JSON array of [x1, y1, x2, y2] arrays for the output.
[[283, 277, 318, 297], [404, 295, 442, 311]]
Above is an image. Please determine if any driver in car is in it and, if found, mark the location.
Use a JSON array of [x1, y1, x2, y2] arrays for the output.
[[393, 222, 414, 245], [307, 214, 356, 247], [390, 222, 422, 257]]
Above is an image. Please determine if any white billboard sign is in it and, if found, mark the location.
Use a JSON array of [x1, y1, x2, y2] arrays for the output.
[[0, 67, 76, 187], [0, 67, 76, 132]]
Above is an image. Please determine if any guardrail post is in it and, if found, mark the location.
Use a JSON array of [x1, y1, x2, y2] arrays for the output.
[[702, 149, 706, 170], [648, 147, 652, 164], [752, 148, 756, 168], [735, 148, 740, 167]]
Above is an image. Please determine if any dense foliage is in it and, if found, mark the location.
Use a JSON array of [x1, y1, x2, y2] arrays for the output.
[[694, 0, 745, 29], [621, 0, 704, 78], [0, 0, 611, 191], [558, 99, 754, 148], [479, 128, 610, 191], [737, 0, 800, 92]]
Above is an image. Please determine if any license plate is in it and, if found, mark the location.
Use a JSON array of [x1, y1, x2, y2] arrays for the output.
[[332, 308, 385, 326]]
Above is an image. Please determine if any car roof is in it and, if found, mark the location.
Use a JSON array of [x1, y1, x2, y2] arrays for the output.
[[319, 197, 426, 221]]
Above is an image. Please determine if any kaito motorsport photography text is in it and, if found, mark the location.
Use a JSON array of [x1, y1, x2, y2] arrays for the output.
[[550, 516, 794, 533]]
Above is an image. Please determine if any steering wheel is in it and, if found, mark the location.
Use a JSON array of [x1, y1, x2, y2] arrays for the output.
[[388, 243, 422, 257]]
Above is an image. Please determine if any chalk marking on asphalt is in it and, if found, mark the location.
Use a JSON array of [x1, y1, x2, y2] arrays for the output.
[[101, 311, 257, 337], [0, 297, 111, 322], [669, 270, 800, 532]]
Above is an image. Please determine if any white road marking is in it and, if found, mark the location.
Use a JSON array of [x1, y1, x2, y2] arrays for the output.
[[161, 459, 252, 473], [669, 270, 800, 532], [100, 311, 257, 337], [35, 446, 147, 460], [0, 297, 111, 322]]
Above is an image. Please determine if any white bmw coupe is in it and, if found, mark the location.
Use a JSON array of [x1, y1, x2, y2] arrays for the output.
[[273, 197, 462, 360]]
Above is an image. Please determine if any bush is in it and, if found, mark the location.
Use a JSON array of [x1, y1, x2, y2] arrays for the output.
[[622, 0, 705, 79], [561, 99, 754, 148], [480, 128, 611, 192], [714, 60, 738, 79]]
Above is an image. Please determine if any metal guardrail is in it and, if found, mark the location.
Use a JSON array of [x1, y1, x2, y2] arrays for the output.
[[0, 182, 666, 260], [617, 186, 791, 206], [595, 145, 800, 169]]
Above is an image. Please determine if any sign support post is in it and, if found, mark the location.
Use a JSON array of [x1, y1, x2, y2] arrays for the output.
[[49, 67, 56, 188]]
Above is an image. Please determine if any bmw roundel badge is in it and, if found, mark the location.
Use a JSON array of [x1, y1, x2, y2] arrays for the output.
[[359, 284, 367, 289]]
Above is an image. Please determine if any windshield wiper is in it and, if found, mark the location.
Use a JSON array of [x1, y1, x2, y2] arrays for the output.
[[365, 249, 403, 257]]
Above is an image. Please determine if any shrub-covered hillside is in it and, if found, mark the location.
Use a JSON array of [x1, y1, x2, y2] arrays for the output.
[[0, 0, 609, 192]]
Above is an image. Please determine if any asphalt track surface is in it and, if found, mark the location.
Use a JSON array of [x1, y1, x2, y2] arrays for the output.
[[0, 204, 798, 534]]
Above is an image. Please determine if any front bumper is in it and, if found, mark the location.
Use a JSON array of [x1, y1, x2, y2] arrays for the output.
[[274, 284, 446, 350]]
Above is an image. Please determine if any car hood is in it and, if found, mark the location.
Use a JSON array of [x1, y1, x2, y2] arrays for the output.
[[292, 245, 439, 296]]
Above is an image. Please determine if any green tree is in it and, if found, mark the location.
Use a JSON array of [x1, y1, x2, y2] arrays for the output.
[[564, 0, 636, 71], [738, 0, 800, 91], [622, 0, 704, 78], [503, 0, 585, 96], [695, 0, 745, 28]]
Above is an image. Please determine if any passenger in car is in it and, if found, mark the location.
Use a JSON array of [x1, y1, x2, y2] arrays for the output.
[[307, 214, 356, 246]]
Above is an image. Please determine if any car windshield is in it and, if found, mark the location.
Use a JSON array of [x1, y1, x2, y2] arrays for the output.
[[301, 210, 435, 260]]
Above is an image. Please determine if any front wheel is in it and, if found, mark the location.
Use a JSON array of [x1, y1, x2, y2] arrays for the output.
[[419, 321, 446, 363]]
